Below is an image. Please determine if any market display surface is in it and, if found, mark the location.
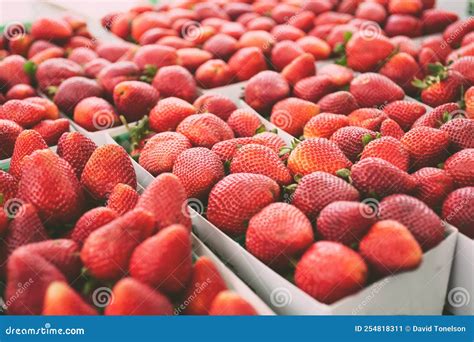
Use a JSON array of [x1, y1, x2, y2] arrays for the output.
[[0, 0, 473, 318]]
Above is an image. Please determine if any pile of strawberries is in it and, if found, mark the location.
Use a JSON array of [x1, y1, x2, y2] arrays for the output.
[[0, 131, 258, 315]]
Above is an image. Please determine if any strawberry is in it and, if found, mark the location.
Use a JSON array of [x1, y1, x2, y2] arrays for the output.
[[359, 220, 422, 276], [73, 97, 119, 132], [346, 32, 395, 72], [388, 0, 422, 15], [296, 36, 331, 60], [390, 36, 420, 58], [316, 201, 375, 246], [81, 209, 155, 280], [97, 61, 140, 95], [18, 149, 84, 226], [421, 9, 459, 34], [29, 46, 65, 65], [176, 114, 234, 148], [195, 59, 235, 89], [131, 12, 170, 41], [450, 57, 474, 86], [442, 187, 474, 238], [139, 132, 192, 176], [105, 278, 173, 315], [412, 103, 460, 129], [355, 2, 387, 23], [207, 173, 280, 236], [466, 86, 474, 119], [68, 47, 98, 66], [71, 207, 118, 246], [247, 17, 276, 31], [384, 15, 422, 38], [293, 75, 338, 103], [246, 202, 313, 269], [401, 126, 449, 168], [106, 183, 139, 215], [5, 84, 36, 100], [0, 55, 30, 89], [32, 119, 70, 146], [173, 147, 224, 199], [84, 58, 111, 78], [136, 173, 192, 231], [43, 282, 97, 315], [209, 291, 257, 315], [440, 118, 474, 150], [130, 224, 192, 295], [113, 81, 159, 122], [228, 47, 267, 81], [26, 97, 59, 120], [318, 64, 354, 87], [6, 249, 66, 315], [295, 241, 368, 304], [287, 138, 352, 177], [253, 132, 287, 154], [350, 73, 405, 108], [36, 58, 84, 92], [0, 170, 18, 204], [380, 118, 405, 140], [303, 113, 349, 139], [330, 126, 377, 162], [0, 119, 22, 158], [152, 65, 197, 103], [291, 171, 360, 220], [57, 132, 97, 179], [412, 167, 453, 208], [31, 17, 72, 40], [227, 109, 262, 137], [347, 108, 387, 131], [418, 47, 440, 74], [281, 53, 316, 86], [149, 97, 196, 133], [379, 52, 421, 93], [181, 256, 228, 315], [132, 45, 178, 71], [244, 71, 290, 114], [0, 100, 45, 128], [270, 40, 304, 71], [5, 203, 48, 254], [270, 97, 320, 137], [444, 149, 474, 188], [443, 18, 474, 48], [211, 137, 264, 162], [378, 194, 445, 250], [53, 76, 104, 115], [238, 30, 275, 54], [230, 144, 291, 185], [81, 144, 137, 200], [203, 33, 238, 60], [350, 157, 417, 197], [317, 91, 359, 115], [361, 137, 410, 171], [382, 100, 427, 131], [193, 94, 237, 121]]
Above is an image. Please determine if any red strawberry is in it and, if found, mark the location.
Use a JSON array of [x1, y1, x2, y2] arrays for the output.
[[32, 119, 70, 146], [296, 36, 331, 60], [401, 126, 449, 168], [113, 81, 160, 122], [5, 84, 36, 100], [350, 73, 405, 108], [466, 87, 474, 119], [106, 183, 139, 215], [355, 2, 387, 23], [149, 97, 196, 133], [6, 249, 66, 315], [57, 132, 97, 179], [303, 113, 349, 139], [31, 17, 72, 40], [227, 109, 262, 137], [211, 137, 257, 162], [43, 282, 97, 315], [440, 118, 474, 150], [0, 119, 23, 158], [316, 201, 375, 246], [444, 149, 474, 188], [450, 57, 474, 86], [29, 46, 65, 65], [71, 207, 118, 246], [330, 126, 377, 162], [173, 147, 224, 199], [176, 114, 234, 148], [244, 71, 290, 114], [53, 76, 104, 115], [238, 30, 275, 54], [136, 173, 192, 231], [130, 224, 192, 295], [152, 65, 197, 103], [443, 18, 474, 48], [293, 75, 338, 103], [379, 52, 421, 92], [81, 144, 137, 200], [380, 118, 405, 140], [442, 187, 474, 238], [291, 171, 360, 220], [347, 108, 387, 131], [209, 291, 257, 315], [17, 149, 85, 226], [391, 36, 421, 58], [97, 61, 140, 95], [84, 58, 111, 78], [421, 9, 458, 34], [350, 157, 417, 197], [383, 100, 427, 131], [418, 47, 440, 74], [5, 203, 48, 254], [0, 55, 30, 89], [295, 241, 368, 304], [318, 64, 354, 87], [246, 202, 313, 269], [81, 209, 155, 280], [105, 277, 173, 315], [270, 97, 320, 137], [281, 53, 316, 86], [412, 167, 453, 208], [389, 0, 422, 15], [0, 170, 18, 203], [270, 40, 304, 71], [182, 256, 228, 315], [0, 100, 45, 128], [207, 173, 280, 236], [203, 33, 238, 60], [317, 91, 359, 115], [287, 138, 352, 176], [73, 97, 119, 132], [378, 194, 445, 250], [139, 132, 192, 176], [346, 32, 395, 72], [412, 103, 460, 129], [36, 58, 84, 92], [228, 47, 267, 81], [384, 15, 422, 38], [359, 220, 422, 275], [132, 44, 178, 70], [254, 132, 287, 154], [361, 137, 410, 171], [193, 94, 237, 121]]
